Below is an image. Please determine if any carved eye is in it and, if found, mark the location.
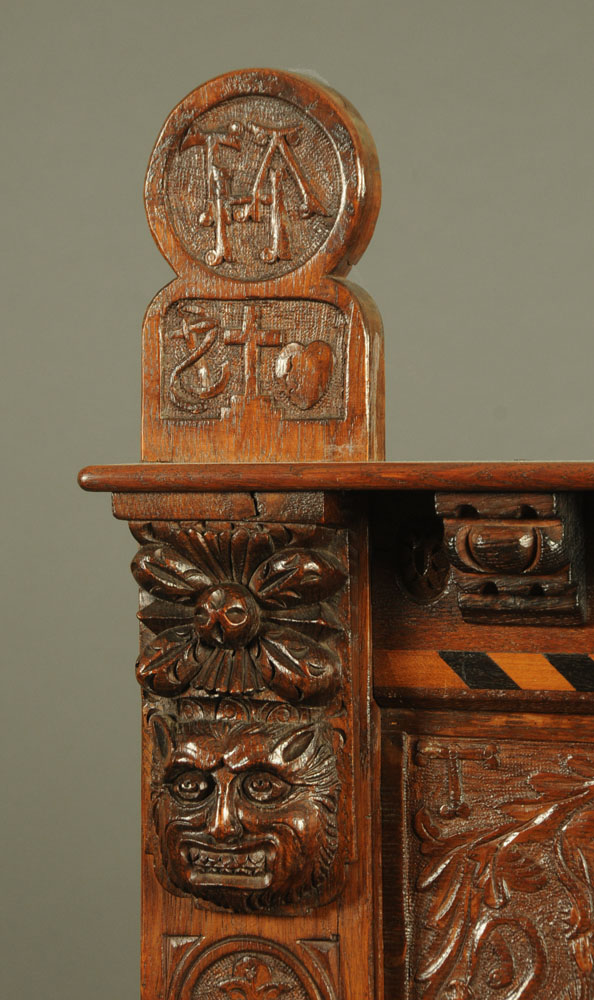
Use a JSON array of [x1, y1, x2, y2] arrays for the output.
[[225, 604, 249, 625], [242, 771, 291, 804], [171, 770, 214, 803]]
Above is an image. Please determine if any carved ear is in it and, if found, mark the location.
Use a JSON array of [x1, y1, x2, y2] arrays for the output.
[[275, 726, 317, 764], [151, 715, 175, 761]]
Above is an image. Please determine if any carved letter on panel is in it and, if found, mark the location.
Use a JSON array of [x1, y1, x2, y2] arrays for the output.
[[80, 67, 383, 1000], [142, 68, 383, 463]]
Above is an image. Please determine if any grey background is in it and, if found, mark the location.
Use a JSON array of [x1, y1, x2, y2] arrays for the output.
[[2, 1, 593, 996]]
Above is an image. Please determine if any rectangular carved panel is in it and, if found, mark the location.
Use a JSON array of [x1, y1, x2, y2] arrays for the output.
[[160, 298, 348, 422], [383, 711, 594, 1000]]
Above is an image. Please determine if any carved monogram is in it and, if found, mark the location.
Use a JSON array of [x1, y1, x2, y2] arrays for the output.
[[164, 95, 341, 279], [160, 299, 346, 421], [150, 711, 342, 913], [408, 736, 594, 999], [131, 520, 347, 704]]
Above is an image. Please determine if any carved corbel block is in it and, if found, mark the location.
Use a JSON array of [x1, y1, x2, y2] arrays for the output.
[[131, 517, 352, 914], [435, 492, 586, 624]]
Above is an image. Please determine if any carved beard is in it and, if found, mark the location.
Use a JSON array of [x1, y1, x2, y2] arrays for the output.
[[150, 716, 341, 913]]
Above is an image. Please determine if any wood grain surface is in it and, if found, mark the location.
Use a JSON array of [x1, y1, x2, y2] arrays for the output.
[[141, 68, 384, 463], [78, 64, 594, 1000], [383, 710, 594, 1000], [133, 69, 383, 1000], [79, 461, 594, 493]]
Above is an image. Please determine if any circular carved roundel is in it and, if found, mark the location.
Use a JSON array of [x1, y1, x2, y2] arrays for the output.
[[145, 69, 379, 281], [176, 938, 327, 1000]]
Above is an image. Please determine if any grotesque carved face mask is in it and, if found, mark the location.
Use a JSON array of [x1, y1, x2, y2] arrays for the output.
[[151, 716, 342, 913]]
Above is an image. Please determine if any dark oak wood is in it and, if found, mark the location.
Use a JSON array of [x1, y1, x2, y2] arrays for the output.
[[79, 460, 594, 493], [141, 68, 383, 464], [79, 66, 594, 1000], [81, 69, 384, 1000], [435, 492, 586, 625], [383, 710, 594, 1000]]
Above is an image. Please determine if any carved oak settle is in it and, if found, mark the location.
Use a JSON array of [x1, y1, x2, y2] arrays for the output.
[[80, 69, 594, 1000]]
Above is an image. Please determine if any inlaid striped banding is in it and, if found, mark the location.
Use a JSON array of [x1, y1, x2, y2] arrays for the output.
[[374, 650, 594, 692]]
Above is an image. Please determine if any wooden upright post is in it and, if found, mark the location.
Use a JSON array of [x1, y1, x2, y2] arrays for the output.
[[82, 69, 384, 1000]]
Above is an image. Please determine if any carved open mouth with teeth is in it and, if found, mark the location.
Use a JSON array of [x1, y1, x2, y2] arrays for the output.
[[181, 841, 273, 888]]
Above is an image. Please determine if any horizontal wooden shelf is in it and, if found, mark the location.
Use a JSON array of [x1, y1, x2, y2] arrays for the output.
[[78, 461, 594, 493]]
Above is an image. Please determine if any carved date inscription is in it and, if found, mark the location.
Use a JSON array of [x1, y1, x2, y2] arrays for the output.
[[407, 736, 594, 999], [160, 299, 346, 421], [164, 95, 341, 280]]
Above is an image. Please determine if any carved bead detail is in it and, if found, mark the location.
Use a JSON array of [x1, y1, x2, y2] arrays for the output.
[[131, 521, 347, 702]]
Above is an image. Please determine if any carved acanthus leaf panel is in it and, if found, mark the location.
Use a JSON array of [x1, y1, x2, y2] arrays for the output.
[[406, 735, 594, 1000]]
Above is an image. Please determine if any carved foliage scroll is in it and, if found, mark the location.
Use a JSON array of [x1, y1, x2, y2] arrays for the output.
[[131, 519, 351, 915], [407, 735, 594, 1000], [435, 492, 586, 625]]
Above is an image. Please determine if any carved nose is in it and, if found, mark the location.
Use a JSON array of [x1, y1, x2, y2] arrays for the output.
[[210, 780, 242, 841]]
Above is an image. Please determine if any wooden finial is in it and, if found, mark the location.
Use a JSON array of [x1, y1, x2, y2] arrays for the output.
[[142, 68, 384, 462]]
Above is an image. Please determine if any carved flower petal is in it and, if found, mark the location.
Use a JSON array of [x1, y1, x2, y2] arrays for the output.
[[264, 604, 342, 640], [135, 625, 207, 694], [131, 543, 211, 602], [191, 647, 265, 695], [258, 627, 341, 702], [250, 548, 346, 609]]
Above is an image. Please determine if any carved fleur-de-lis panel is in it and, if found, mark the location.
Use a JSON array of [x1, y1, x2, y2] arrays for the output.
[[169, 938, 335, 1000], [406, 735, 594, 1000], [130, 520, 348, 704], [160, 299, 347, 421], [149, 706, 345, 913]]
